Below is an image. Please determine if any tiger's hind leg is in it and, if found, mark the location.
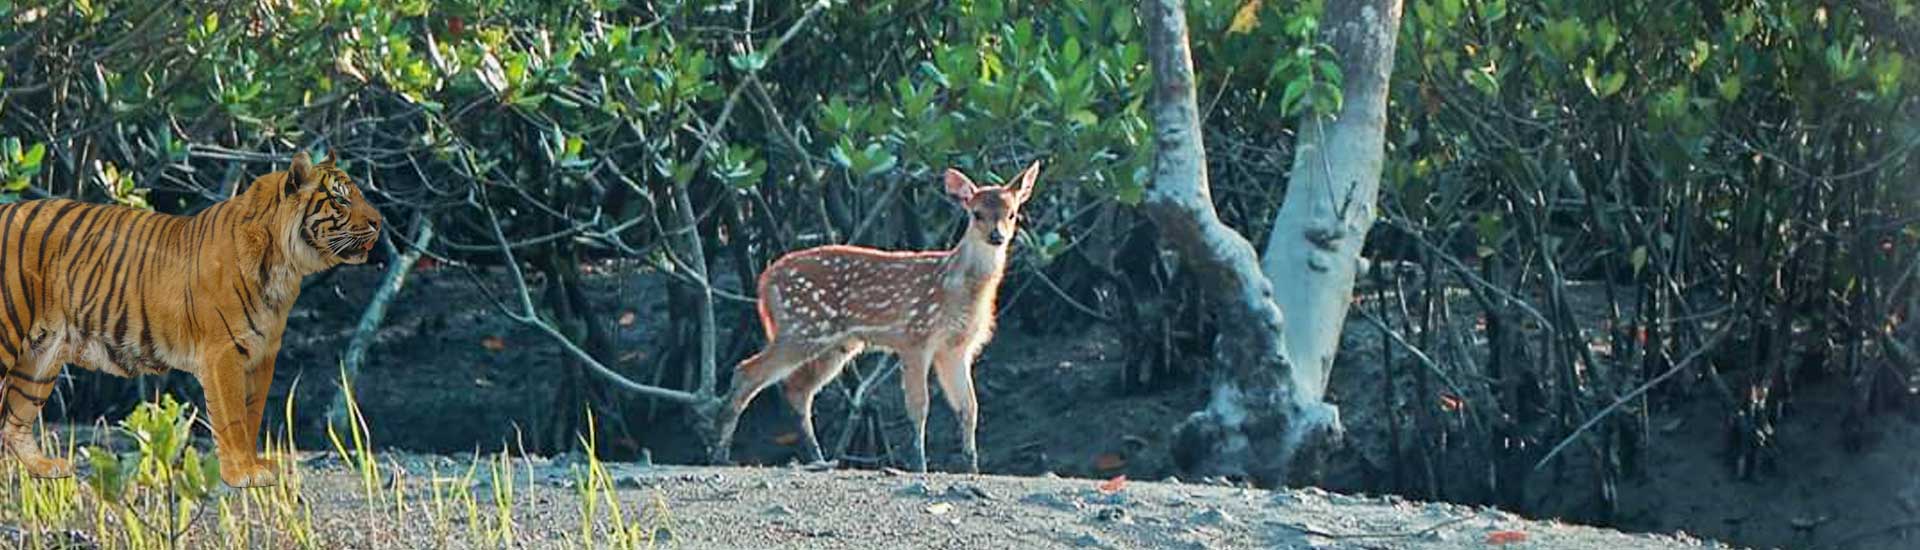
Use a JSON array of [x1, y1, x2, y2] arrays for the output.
[[1, 346, 73, 478]]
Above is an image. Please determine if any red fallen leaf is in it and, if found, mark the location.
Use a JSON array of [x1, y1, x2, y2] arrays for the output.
[[481, 336, 507, 352], [1092, 452, 1127, 471], [1485, 530, 1528, 545], [448, 16, 465, 37], [1636, 326, 1649, 346], [618, 311, 638, 327], [1438, 392, 1465, 412], [413, 256, 439, 272], [1096, 474, 1128, 495], [772, 432, 801, 446]]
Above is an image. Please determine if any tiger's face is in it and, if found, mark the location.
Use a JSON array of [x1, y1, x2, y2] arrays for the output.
[[284, 152, 383, 265]]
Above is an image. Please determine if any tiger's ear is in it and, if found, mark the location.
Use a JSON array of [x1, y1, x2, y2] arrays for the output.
[[286, 151, 317, 197], [321, 149, 338, 168]]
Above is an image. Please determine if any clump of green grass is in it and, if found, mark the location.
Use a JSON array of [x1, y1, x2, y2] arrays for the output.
[[325, 366, 382, 507], [0, 393, 314, 550], [0, 372, 678, 549], [571, 409, 675, 549]]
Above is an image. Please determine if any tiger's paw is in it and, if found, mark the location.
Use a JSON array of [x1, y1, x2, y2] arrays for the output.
[[19, 456, 74, 479], [219, 458, 278, 488]]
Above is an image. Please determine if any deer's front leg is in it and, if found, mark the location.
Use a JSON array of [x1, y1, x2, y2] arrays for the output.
[[196, 347, 275, 487], [932, 349, 980, 474]]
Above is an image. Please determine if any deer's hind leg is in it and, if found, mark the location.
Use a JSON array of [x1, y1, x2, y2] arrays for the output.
[[2, 332, 71, 478], [711, 339, 827, 465], [780, 341, 863, 464], [898, 346, 935, 473]]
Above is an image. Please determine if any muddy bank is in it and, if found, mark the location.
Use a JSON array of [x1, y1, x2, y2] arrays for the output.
[[48, 264, 1920, 549], [294, 453, 1731, 549]]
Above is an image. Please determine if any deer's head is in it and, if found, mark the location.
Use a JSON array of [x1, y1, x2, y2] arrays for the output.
[[944, 161, 1039, 247]]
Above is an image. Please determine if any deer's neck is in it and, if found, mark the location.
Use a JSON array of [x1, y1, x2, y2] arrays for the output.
[[940, 238, 1009, 292]]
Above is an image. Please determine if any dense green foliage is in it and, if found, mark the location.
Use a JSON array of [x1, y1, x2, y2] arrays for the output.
[[1, 0, 1915, 524]]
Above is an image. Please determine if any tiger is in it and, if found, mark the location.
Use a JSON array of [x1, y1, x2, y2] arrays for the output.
[[0, 150, 382, 487]]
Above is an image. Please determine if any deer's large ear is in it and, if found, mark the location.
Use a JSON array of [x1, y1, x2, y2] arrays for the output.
[[286, 151, 316, 197], [943, 168, 977, 203], [1010, 160, 1041, 205]]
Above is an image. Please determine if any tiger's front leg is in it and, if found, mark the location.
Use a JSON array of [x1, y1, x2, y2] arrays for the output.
[[243, 353, 279, 472], [196, 347, 275, 487]]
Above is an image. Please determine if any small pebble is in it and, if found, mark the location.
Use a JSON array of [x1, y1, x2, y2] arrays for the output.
[[1021, 491, 1084, 511], [898, 482, 932, 497], [1327, 493, 1367, 506], [945, 483, 994, 500], [1192, 507, 1239, 526]]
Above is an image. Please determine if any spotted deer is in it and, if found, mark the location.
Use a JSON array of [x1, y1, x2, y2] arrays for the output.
[[709, 161, 1040, 473]]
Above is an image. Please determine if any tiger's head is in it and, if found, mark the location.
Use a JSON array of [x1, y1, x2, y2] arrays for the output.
[[277, 151, 384, 267]]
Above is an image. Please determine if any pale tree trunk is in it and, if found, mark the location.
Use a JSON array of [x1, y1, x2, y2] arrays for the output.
[[1261, 0, 1404, 401], [329, 216, 434, 432], [1141, 0, 1338, 485]]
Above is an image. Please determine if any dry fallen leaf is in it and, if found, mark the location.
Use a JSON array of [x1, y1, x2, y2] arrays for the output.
[[474, 378, 494, 388], [1096, 474, 1128, 495], [1438, 393, 1465, 412], [772, 432, 801, 446], [1485, 530, 1528, 545], [618, 311, 638, 327], [1228, 0, 1263, 34], [481, 336, 507, 352], [924, 503, 952, 515], [1093, 452, 1128, 471]]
